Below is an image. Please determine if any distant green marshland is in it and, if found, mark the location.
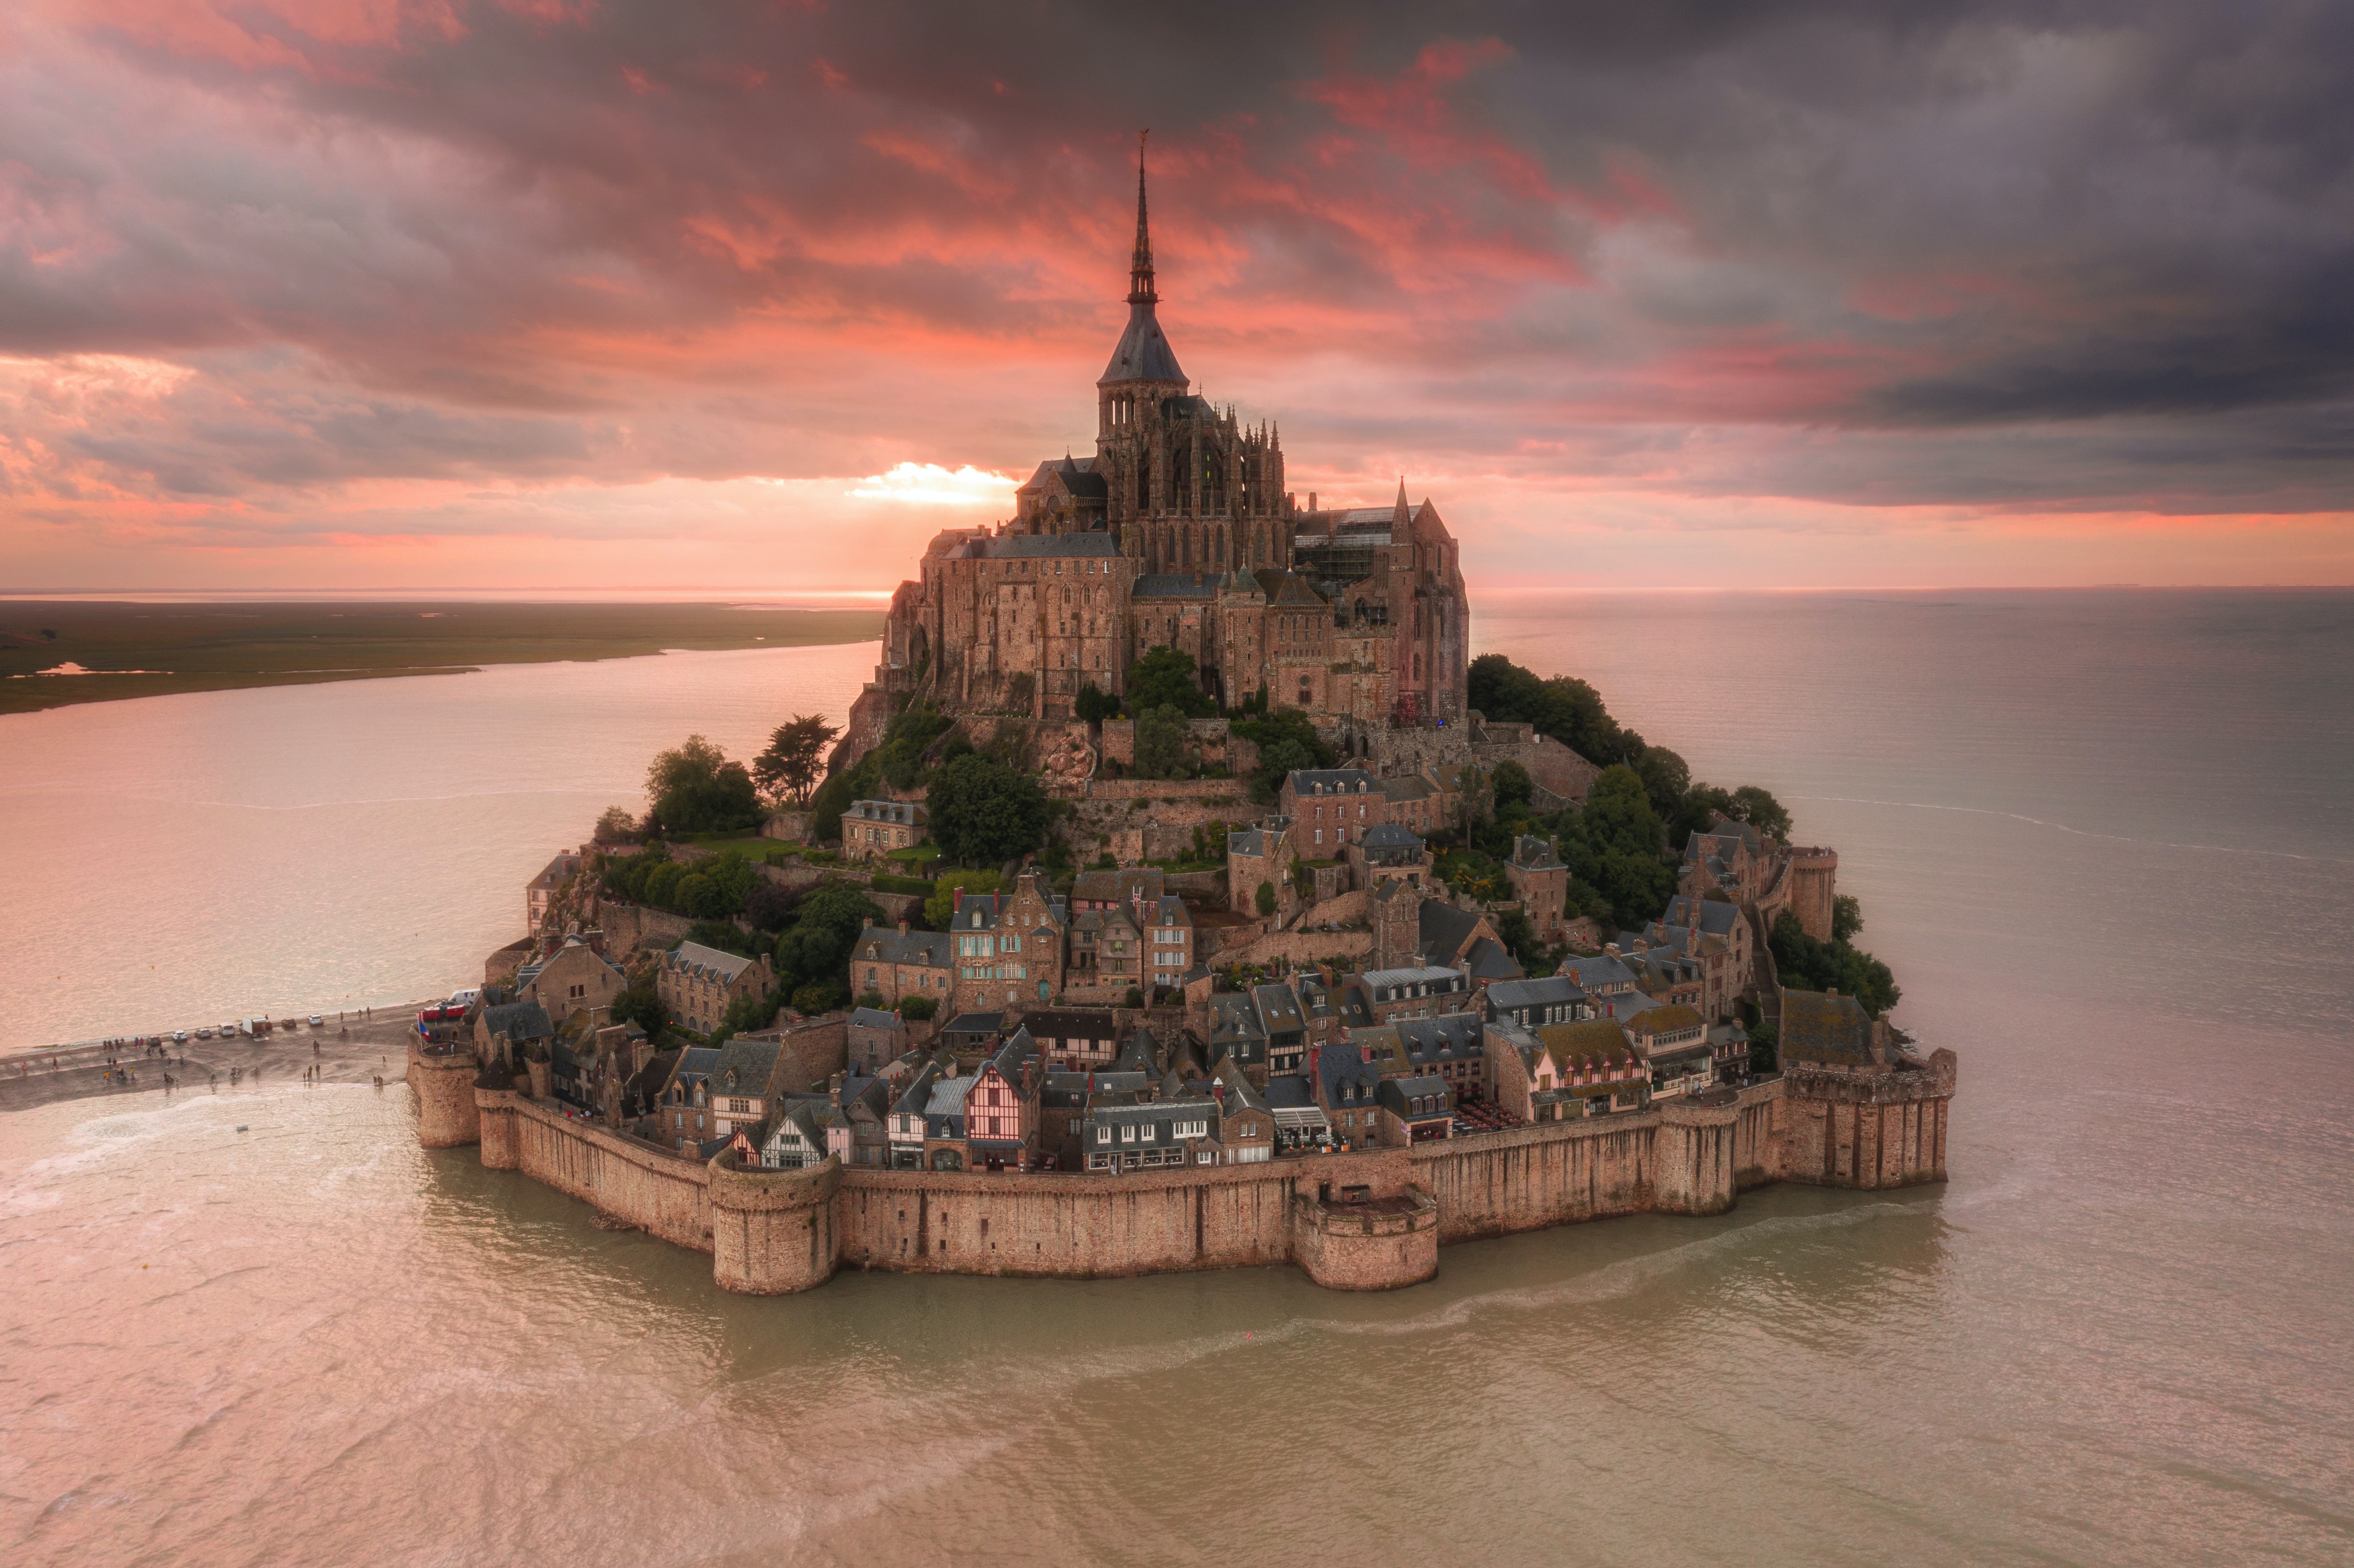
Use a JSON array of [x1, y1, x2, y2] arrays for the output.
[[0, 601, 885, 716]]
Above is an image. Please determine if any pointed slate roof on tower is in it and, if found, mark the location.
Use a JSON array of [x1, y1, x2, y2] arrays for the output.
[[1099, 132, 1188, 388], [1393, 476, 1411, 529]]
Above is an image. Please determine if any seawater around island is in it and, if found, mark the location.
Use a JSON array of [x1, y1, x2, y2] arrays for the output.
[[3, 590, 2350, 1566]]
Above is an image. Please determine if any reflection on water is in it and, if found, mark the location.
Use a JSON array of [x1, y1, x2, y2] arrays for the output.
[[3, 592, 2351, 1566]]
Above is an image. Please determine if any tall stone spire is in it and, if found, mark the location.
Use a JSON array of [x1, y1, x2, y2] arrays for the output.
[[1129, 129, 1157, 306], [1393, 475, 1411, 529], [1099, 129, 1187, 389]]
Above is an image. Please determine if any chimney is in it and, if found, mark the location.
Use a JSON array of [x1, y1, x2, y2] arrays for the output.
[[1826, 986, 1839, 997], [898, 917, 910, 936], [1308, 491, 1318, 511], [863, 916, 875, 929]]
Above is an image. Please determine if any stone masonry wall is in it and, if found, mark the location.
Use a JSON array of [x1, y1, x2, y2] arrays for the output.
[[482, 1090, 714, 1253], [459, 1059, 1954, 1294]]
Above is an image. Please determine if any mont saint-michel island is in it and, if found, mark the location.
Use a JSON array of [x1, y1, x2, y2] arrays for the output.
[[409, 166, 1955, 1294]]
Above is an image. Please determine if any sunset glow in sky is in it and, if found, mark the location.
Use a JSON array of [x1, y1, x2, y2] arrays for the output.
[[3, 1, 2349, 592]]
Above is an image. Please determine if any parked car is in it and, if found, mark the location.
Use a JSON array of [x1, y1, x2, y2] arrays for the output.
[[308, 1015, 324, 1027], [173, 1031, 188, 1044], [197, 1027, 214, 1039]]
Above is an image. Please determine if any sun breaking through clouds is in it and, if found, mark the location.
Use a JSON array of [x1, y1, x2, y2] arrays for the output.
[[1, 0, 2348, 591]]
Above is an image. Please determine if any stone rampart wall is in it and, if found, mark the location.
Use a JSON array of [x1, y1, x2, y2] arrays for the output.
[[1295, 887, 1373, 929], [1215, 927, 1375, 971], [483, 938, 534, 988], [771, 1015, 848, 1093], [485, 1091, 714, 1252], [593, 902, 694, 958], [458, 1062, 1953, 1294], [1090, 778, 1256, 803]]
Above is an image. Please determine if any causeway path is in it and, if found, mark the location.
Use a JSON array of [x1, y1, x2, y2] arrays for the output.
[[0, 1005, 436, 1115]]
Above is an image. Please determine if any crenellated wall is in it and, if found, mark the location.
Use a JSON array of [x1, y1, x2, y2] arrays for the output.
[[1778, 1049, 1955, 1189], [440, 1056, 1953, 1294]]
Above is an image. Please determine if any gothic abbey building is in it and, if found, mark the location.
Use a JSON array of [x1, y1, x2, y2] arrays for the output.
[[859, 156, 1470, 742]]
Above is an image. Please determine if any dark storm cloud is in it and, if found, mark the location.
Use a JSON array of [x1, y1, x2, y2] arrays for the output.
[[1, 0, 2348, 522]]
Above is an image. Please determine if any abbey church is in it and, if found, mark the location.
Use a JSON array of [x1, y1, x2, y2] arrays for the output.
[[865, 150, 1470, 733]]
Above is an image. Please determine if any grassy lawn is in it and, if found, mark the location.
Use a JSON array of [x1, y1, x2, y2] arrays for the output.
[[689, 833, 800, 860], [0, 601, 885, 716], [886, 842, 942, 866]]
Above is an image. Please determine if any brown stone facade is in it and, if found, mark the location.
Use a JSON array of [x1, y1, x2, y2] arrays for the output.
[[443, 1051, 1954, 1294]]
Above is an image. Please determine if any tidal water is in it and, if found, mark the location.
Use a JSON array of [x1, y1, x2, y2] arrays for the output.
[[3, 589, 2351, 1566]]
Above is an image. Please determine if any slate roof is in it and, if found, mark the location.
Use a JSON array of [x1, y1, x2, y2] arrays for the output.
[[1251, 982, 1305, 1035], [1378, 1076, 1451, 1119], [943, 1010, 1008, 1042], [670, 1046, 724, 1096], [1020, 456, 1109, 500], [1509, 835, 1564, 870], [1286, 768, 1381, 797], [667, 941, 758, 985], [1262, 1073, 1318, 1110], [1100, 300, 1187, 386], [1559, 954, 1642, 994], [1018, 1008, 1120, 1046], [1315, 1041, 1384, 1106], [845, 799, 925, 827], [1359, 823, 1424, 851], [1229, 825, 1283, 857], [1419, 900, 1485, 960], [1393, 1013, 1486, 1063], [853, 928, 953, 968], [1664, 895, 1745, 938], [1780, 989, 1877, 1067], [1207, 993, 1267, 1052], [1534, 1021, 1636, 1068], [710, 1038, 784, 1098], [951, 533, 1124, 561], [480, 1001, 554, 1042], [1381, 774, 1435, 804], [1113, 1027, 1162, 1073], [1462, 937, 1523, 983], [1132, 573, 1219, 598], [1072, 867, 1164, 905], [1363, 964, 1464, 992], [849, 1007, 903, 1031], [1486, 975, 1588, 1018]]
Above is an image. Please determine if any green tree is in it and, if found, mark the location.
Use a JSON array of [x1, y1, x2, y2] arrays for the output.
[[772, 882, 885, 992], [1633, 746, 1691, 823], [1832, 894, 1864, 944], [1490, 759, 1534, 816], [642, 859, 687, 909], [897, 994, 939, 1022], [1125, 645, 1217, 717], [644, 735, 762, 834], [611, 975, 667, 1043], [791, 980, 848, 1015], [743, 881, 800, 931], [592, 805, 640, 845], [1074, 682, 1120, 723], [1769, 910, 1901, 1017], [924, 868, 1002, 928], [752, 714, 839, 807], [1133, 704, 1194, 780], [1467, 655, 1643, 766], [1493, 906, 1544, 970], [928, 752, 1050, 865], [1731, 784, 1794, 841], [1254, 880, 1278, 917]]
